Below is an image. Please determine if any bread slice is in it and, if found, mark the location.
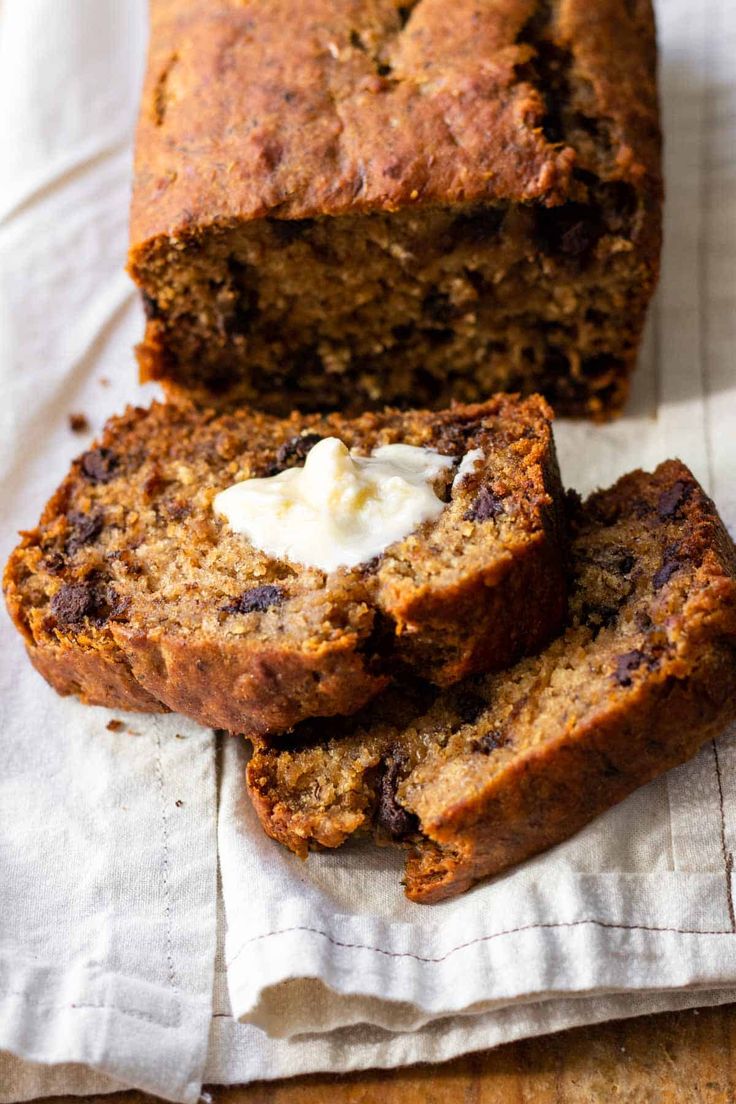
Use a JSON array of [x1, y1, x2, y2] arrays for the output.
[[4, 395, 566, 737], [247, 461, 736, 900]]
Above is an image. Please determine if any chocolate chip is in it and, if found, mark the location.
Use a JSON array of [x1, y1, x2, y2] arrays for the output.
[[50, 579, 127, 627], [422, 291, 457, 325], [614, 649, 646, 687], [465, 269, 486, 295], [221, 584, 285, 615], [274, 433, 322, 470], [653, 544, 681, 590], [425, 327, 454, 346], [431, 420, 478, 456], [50, 582, 98, 626], [68, 412, 90, 434], [66, 510, 104, 553], [653, 559, 679, 591], [535, 203, 604, 259], [391, 323, 415, 342], [81, 448, 119, 484], [42, 552, 66, 575], [657, 480, 693, 521], [376, 758, 418, 840], [472, 729, 505, 754], [613, 552, 635, 575], [141, 292, 161, 320], [267, 218, 315, 243], [585, 308, 607, 325], [454, 688, 488, 726], [449, 207, 505, 247], [464, 485, 505, 522]]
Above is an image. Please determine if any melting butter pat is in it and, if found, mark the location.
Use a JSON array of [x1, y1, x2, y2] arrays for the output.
[[213, 437, 456, 572]]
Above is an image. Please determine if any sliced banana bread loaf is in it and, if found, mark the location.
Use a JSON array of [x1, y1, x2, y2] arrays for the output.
[[129, 0, 661, 419], [4, 395, 566, 737], [247, 461, 736, 900]]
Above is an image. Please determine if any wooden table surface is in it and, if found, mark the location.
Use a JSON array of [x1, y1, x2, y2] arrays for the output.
[[37, 1002, 736, 1104]]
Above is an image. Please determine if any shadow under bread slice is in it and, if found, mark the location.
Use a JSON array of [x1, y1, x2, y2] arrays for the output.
[[4, 394, 566, 738], [247, 461, 736, 901]]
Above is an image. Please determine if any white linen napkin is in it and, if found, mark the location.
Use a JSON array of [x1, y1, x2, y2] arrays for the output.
[[1, 0, 735, 1100]]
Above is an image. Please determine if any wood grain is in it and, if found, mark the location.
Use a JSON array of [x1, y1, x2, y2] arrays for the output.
[[34, 1002, 736, 1104]]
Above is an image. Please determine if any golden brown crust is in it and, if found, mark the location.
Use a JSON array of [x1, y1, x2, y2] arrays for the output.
[[130, 0, 659, 241], [112, 626, 387, 735], [128, 0, 662, 420], [22, 635, 168, 715], [131, 0, 564, 244], [3, 394, 566, 736]]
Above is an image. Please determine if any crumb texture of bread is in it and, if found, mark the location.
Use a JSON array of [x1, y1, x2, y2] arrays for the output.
[[247, 461, 736, 900], [3, 394, 566, 737], [129, 0, 662, 419]]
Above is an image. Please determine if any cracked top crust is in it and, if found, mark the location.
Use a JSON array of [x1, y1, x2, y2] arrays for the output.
[[130, 0, 661, 247]]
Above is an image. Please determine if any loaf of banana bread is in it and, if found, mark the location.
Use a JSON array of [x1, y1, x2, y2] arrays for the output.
[[129, 0, 661, 419], [4, 395, 566, 737], [247, 462, 736, 901]]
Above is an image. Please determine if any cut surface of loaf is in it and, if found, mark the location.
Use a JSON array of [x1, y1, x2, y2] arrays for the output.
[[129, 0, 661, 419], [4, 395, 566, 737], [247, 461, 736, 901]]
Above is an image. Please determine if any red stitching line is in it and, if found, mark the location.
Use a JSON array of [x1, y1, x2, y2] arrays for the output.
[[712, 739, 735, 931], [225, 916, 736, 970]]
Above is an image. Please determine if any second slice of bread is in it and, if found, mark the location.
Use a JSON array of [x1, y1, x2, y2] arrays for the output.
[[247, 461, 736, 898], [5, 395, 566, 737]]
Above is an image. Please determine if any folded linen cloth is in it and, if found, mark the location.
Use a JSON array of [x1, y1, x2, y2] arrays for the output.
[[1, 0, 736, 1100]]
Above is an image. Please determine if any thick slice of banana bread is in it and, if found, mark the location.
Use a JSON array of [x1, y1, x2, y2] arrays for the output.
[[247, 461, 736, 900], [4, 395, 566, 737], [129, 0, 661, 419]]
